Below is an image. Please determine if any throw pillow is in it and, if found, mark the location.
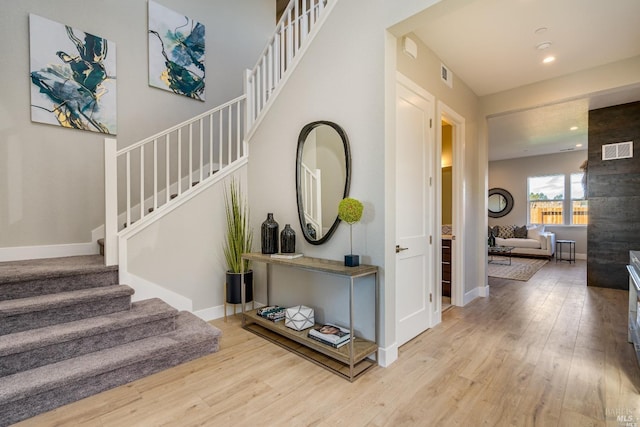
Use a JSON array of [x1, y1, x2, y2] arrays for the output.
[[514, 225, 527, 238], [498, 225, 515, 239]]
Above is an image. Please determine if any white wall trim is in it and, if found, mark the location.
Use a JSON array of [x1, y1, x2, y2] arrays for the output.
[[123, 271, 193, 312], [377, 342, 398, 367], [194, 301, 264, 322], [0, 242, 99, 262], [463, 286, 486, 306]]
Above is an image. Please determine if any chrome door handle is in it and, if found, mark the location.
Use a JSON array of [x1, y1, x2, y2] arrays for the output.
[[396, 245, 409, 253]]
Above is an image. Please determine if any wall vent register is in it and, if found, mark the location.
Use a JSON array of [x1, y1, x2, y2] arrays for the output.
[[602, 141, 633, 161]]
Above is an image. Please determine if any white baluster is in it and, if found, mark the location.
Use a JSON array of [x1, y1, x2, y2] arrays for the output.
[[165, 134, 170, 204], [177, 129, 182, 196], [140, 145, 145, 220], [153, 139, 158, 211]]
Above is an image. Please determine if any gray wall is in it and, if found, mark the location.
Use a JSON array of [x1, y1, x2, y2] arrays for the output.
[[247, 0, 384, 345], [588, 101, 640, 289], [489, 150, 588, 255], [0, 0, 273, 249]]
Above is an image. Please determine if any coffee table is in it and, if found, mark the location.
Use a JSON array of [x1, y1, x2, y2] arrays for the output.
[[488, 245, 515, 265]]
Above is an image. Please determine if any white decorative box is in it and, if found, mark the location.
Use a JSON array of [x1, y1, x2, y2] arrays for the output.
[[285, 305, 314, 331]]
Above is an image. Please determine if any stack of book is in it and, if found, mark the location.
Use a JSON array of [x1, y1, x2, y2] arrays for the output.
[[257, 306, 286, 322], [308, 323, 351, 348]]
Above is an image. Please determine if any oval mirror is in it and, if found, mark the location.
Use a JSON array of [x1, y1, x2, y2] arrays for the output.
[[296, 121, 351, 245], [488, 188, 513, 218]]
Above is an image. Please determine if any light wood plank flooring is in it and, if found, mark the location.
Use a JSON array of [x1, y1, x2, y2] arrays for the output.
[[15, 260, 640, 426]]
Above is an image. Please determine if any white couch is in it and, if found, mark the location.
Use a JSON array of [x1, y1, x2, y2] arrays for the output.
[[493, 225, 556, 258]]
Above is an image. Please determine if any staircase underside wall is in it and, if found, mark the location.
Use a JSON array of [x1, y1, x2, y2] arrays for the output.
[[124, 167, 248, 314]]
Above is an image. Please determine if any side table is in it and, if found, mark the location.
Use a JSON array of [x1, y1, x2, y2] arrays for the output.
[[556, 240, 575, 263]]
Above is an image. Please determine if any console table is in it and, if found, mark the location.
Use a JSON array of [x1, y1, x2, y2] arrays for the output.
[[240, 253, 378, 381]]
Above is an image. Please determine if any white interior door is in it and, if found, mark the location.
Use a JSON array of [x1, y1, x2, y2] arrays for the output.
[[395, 74, 435, 347]]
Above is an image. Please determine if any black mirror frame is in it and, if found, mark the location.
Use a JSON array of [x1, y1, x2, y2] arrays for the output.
[[488, 187, 514, 218], [296, 121, 351, 245]]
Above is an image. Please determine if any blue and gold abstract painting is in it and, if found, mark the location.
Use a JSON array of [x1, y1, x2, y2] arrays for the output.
[[29, 14, 117, 134], [148, 1, 205, 101]]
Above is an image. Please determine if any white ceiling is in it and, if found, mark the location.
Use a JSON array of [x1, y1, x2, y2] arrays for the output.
[[408, 0, 640, 161]]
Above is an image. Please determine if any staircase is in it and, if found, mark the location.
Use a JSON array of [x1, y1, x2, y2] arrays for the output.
[[0, 256, 221, 426]]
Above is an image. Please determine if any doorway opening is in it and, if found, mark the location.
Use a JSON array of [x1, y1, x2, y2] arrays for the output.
[[437, 101, 465, 319]]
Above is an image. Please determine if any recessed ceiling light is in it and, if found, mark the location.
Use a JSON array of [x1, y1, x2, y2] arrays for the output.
[[536, 41, 552, 50], [543, 56, 555, 64], [534, 27, 548, 35], [570, 126, 578, 131], [576, 143, 583, 147]]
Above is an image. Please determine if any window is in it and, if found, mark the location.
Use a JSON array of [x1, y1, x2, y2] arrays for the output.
[[527, 173, 588, 225], [571, 172, 588, 224], [528, 175, 564, 224]]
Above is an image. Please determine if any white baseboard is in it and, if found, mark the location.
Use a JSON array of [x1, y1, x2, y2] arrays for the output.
[[377, 342, 398, 367], [463, 285, 487, 305], [194, 301, 264, 322], [0, 242, 99, 262], [124, 272, 193, 312]]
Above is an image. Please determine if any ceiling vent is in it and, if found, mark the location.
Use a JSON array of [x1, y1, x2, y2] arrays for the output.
[[602, 141, 633, 161]]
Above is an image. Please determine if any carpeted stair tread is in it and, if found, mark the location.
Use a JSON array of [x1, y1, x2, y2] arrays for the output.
[[0, 298, 175, 356], [0, 311, 221, 424], [0, 285, 134, 335], [0, 285, 133, 317], [0, 299, 178, 377], [0, 256, 118, 301], [0, 255, 116, 285]]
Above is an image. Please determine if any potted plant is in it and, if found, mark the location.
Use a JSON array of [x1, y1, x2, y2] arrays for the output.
[[338, 197, 364, 266], [223, 178, 253, 307]]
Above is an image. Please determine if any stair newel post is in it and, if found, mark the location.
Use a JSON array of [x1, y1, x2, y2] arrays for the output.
[[104, 138, 118, 266]]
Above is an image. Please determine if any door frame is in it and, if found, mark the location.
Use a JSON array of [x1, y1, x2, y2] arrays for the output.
[[436, 101, 465, 314]]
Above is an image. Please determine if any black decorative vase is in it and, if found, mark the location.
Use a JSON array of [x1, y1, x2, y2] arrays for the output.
[[345, 254, 360, 267], [488, 234, 496, 247], [261, 213, 279, 254], [225, 271, 253, 304], [281, 224, 296, 253]]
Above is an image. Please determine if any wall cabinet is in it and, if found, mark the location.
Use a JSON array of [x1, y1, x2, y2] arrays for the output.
[[240, 253, 378, 381]]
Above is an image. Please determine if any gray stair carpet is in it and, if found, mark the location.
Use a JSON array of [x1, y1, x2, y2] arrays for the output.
[[0, 255, 118, 300], [0, 298, 178, 377], [0, 256, 222, 426], [0, 285, 135, 335]]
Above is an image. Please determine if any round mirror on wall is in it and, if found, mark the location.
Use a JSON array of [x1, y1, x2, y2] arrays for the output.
[[488, 188, 514, 218], [296, 121, 351, 245]]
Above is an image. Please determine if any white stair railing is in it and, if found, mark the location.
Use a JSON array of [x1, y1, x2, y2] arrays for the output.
[[119, 96, 245, 229], [245, 0, 330, 130], [104, 0, 336, 266], [104, 96, 246, 264]]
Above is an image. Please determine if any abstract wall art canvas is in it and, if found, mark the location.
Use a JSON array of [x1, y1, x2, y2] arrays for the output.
[[29, 14, 117, 134], [148, 1, 205, 101]]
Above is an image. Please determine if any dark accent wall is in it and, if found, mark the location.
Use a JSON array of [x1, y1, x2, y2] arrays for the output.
[[587, 101, 640, 289]]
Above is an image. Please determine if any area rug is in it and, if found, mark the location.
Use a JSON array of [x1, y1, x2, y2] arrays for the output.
[[487, 257, 548, 281]]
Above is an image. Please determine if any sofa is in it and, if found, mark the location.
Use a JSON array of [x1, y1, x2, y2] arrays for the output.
[[489, 224, 556, 258]]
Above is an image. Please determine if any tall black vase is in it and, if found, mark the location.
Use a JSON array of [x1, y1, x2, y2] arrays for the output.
[[281, 224, 296, 253], [261, 213, 279, 254]]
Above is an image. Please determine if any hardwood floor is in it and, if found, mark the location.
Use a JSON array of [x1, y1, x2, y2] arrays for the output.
[[15, 260, 639, 426]]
